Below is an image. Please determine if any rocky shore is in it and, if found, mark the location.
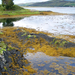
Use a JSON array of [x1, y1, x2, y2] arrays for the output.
[[0, 38, 30, 75], [0, 27, 75, 75]]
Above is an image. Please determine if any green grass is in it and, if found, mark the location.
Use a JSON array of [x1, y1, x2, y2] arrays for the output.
[[0, 5, 40, 16]]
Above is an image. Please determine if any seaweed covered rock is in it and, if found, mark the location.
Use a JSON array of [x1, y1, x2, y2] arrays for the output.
[[17, 32, 75, 48], [1, 27, 75, 57], [0, 47, 30, 75], [0, 57, 3, 74]]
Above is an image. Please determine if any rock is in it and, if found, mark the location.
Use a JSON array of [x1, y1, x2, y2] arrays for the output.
[[3, 51, 12, 63], [0, 72, 2, 75], [0, 57, 4, 70], [64, 42, 75, 48], [0, 48, 29, 75], [0, 57, 4, 75], [13, 29, 21, 32], [0, 38, 3, 42]]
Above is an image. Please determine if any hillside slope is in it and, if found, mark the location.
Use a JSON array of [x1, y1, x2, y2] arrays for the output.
[[18, 0, 75, 7]]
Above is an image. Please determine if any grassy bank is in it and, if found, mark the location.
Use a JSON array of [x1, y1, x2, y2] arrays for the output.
[[0, 5, 65, 18], [0, 5, 40, 16]]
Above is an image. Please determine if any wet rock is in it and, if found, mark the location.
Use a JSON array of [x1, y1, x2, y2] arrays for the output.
[[13, 29, 21, 32], [0, 57, 4, 70], [3, 51, 12, 63], [9, 49, 28, 67], [38, 33, 75, 48], [0, 72, 2, 75], [17, 32, 28, 40], [17, 31, 75, 48], [64, 42, 75, 48], [38, 33, 55, 42], [0, 38, 3, 42], [0, 47, 30, 75], [0, 57, 4, 75]]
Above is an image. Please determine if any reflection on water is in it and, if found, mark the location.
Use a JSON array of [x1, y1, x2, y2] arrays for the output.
[[0, 15, 75, 35], [0, 17, 24, 27], [24, 52, 75, 75], [2, 18, 14, 27]]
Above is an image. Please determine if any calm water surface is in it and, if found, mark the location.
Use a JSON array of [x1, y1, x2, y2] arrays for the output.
[[24, 7, 75, 14], [0, 15, 75, 35], [14, 15, 75, 35]]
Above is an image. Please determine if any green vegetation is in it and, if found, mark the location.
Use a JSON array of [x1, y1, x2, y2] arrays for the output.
[[7, 46, 15, 51], [21, 29, 36, 38], [22, 0, 75, 7], [4, 66, 7, 70], [21, 33, 27, 36], [0, 5, 40, 16], [0, 41, 6, 54], [21, 30, 27, 36], [27, 35, 36, 39], [63, 3, 75, 6], [21, 33, 36, 38], [0, 31, 4, 34], [50, 38, 69, 49], [2, 0, 14, 10]]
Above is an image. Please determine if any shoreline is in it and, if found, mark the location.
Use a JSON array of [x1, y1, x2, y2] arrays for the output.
[[0, 11, 66, 18]]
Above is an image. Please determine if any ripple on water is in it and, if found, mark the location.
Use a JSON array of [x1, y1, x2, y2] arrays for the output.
[[13, 15, 75, 35]]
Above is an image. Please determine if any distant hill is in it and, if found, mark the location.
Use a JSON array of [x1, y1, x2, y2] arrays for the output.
[[17, 2, 36, 6], [18, 0, 75, 7]]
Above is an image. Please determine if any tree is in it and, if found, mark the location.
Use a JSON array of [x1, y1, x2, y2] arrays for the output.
[[2, 0, 14, 10]]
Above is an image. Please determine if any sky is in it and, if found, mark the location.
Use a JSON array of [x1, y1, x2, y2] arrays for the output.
[[0, 0, 49, 4]]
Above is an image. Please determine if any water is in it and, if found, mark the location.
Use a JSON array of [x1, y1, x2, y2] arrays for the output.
[[24, 52, 75, 75], [0, 17, 24, 27], [0, 15, 75, 35], [24, 7, 75, 14]]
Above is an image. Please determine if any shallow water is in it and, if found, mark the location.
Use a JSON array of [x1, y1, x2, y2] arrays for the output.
[[24, 52, 75, 75]]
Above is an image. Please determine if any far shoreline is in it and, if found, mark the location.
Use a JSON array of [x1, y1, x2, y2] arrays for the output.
[[0, 5, 70, 18], [0, 11, 66, 19]]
